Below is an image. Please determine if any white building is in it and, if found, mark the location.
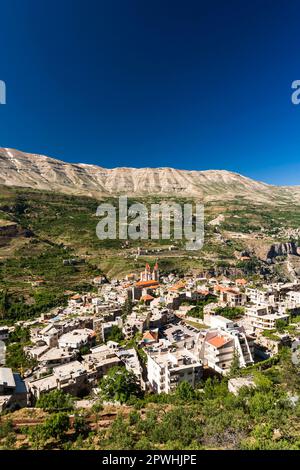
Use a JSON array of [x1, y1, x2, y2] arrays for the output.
[[198, 325, 254, 374], [204, 314, 235, 330], [146, 347, 202, 394], [245, 305, 289, 330], [245, 287, 277, 306], [58, 328, 96, 349], [285, 291, 300, 310]]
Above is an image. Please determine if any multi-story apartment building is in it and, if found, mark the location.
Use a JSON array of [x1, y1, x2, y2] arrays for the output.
[[146, 347, 202, 394], [198, 326, 254, 374], [285, 290, 300, 310], [245, 287, 278, 306], [218, 288, 246, 307], [123, 313, 148, 340], [244, 305, 289, 330], [58, 328, 96, 350], [28, 361, 88, 400]]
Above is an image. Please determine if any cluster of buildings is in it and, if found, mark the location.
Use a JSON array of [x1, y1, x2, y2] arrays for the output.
[[1, 262, 300, 410]]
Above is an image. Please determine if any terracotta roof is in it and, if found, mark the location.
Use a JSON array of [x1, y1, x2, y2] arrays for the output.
[[214, 285, 239, 294], [197, 289, 210, 295], [141, 294, 154, 302], [142, 330, 158, 342], [207, 335, 230, 348], [135, 280, 159, 287], [236, 278, 247, 285], [169, 281, 186, 291]]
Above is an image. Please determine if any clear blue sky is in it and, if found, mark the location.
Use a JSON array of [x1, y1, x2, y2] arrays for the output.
[[1, 0, 300, 185]]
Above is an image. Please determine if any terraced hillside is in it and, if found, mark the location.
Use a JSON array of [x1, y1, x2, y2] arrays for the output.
[[1, 184, 300, 321]]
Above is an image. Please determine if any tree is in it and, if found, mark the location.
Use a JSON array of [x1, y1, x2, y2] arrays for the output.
[[36, 389, 74, 412], [122, 298, 133, 318], [8, 325, 31, 344], [73, 414, 90, 437], [276, 319, 287, 333], [175, 381, 196, 401], [214, 306, 244, 320], [103, 414, 135, 450], [229, 348, 241, 377], [99, 366, 141, 403], [0, 419, 14, 439], [1, 432, 16, 450], [43, 412, 70, 440], [91, 401, 104, 431], [106, 325, 124, 343], [79, 344, 90, 356], [5, 342, 36, 372], [28, 424, 47, 450]]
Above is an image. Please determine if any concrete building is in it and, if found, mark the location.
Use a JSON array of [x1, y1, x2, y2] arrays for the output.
[[204, 314, 235, 330], [245, 287, 278, 306], [38, 324, 60, 347], [123, 313, 148, 340], [0, 340, 5, 366], [219, 288, 246, 307], [198, 326, 254, 374], [58, 328, 96, 350], [245, 305, 289, 330], [28, 360, 88, 400], [37, 347, 77, 369], [116, 348, 143, 382], [0, 367, 28, 411], [82, 348, 121, 386], [285, 290, 300, 310], [146, 347, 202, 394]]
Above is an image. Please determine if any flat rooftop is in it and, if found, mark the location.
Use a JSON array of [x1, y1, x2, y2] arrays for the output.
[[149, 348, 201, 370], [0, 367, 15, 388]]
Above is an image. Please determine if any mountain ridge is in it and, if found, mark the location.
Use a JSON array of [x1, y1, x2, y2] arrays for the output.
[[1, 147, 300, 203]]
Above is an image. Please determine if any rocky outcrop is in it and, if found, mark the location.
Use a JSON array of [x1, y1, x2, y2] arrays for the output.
[[0, 219, 33, 247], [266, 242, 298, 260], [1, 147, 300, 203], [0, 220, 18, 237]]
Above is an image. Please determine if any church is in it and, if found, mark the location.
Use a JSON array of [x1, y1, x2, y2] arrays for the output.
[[140, 262, 159, 282]]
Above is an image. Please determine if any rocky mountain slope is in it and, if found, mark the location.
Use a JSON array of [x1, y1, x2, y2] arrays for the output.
[[1, 147, 300, 203]]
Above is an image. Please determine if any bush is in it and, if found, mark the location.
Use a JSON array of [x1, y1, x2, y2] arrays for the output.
[[36, 390, 74, 412], [43, 412, 70, 440], [214, 306, 244, 320]]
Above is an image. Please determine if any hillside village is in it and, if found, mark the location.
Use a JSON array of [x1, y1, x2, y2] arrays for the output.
[[1, 261, 300, 412]]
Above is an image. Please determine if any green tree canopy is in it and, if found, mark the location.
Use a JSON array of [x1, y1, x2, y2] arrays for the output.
[[99, 366, 141, 404], [36, 389, 74, 412], [175, 381, 196, 401], [42, 412, 70, 440], [106, 325, 124, 343]]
